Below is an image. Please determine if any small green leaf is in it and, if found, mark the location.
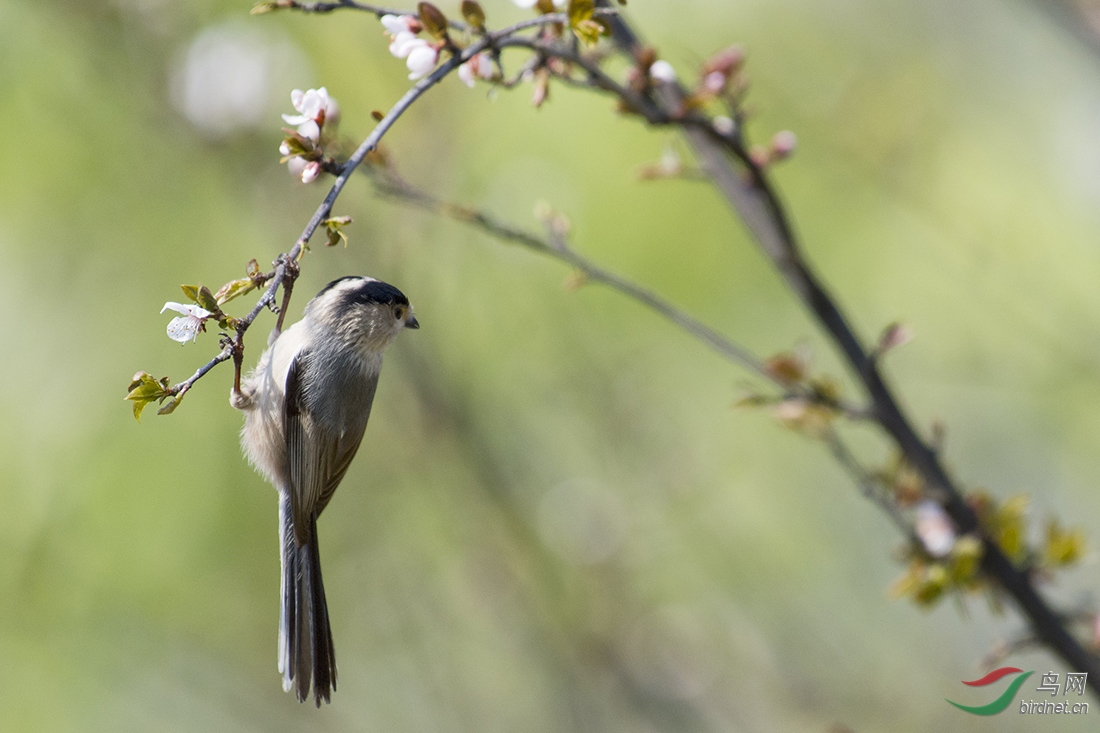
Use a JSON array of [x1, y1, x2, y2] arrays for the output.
[[250, 1, 280, 14], [990, 495, 1029, 563], [125, 372, 168, 422], [1043, 519, 1085, 567], [132, 398, 150, 421], [181, 284, 200, 304], [196, 285, 219, 313], [568, 0, 600, 46], [157, 394, 183, 416], [573, 18, 603, 46], [567, 0, 594, 26], [125, 373, 165, 402], [215, 277, 258, 305], [946, 535, 983, 585], [128, 371, 152, 393], [417, 2, 448, 40], [913, 564, 948, 606], [280, 134, 313, 159], [323, 216, 352, 248], [460, 0, 485, 30]]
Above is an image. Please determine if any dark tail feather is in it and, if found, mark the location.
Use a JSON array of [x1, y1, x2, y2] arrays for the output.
[[279, 494, 338, 706]]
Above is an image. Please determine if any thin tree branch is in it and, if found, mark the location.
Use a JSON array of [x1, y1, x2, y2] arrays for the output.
[[367, 168, 866, 417], [373, 179, 761, 370], [275, 0, 439, 22], [496, 36, 670, 123], [168, 342, 235, 400]]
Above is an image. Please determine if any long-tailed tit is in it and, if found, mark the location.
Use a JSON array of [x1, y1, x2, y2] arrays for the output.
[[230, 275, 419, 705]]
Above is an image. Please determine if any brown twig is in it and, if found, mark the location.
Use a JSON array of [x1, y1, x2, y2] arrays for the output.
[[367, 168, 865, 418]]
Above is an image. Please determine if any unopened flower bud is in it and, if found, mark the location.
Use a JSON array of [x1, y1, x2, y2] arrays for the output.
[[711, 115, 734, 135], [702, 45, 745, 78], [702, 70, 726, 94], [916, 500, 956, 558], [300, 160, 321, 183], [649, 60, 677, 84], [771, 130, 797, 159], [406, 43, 440, 80]]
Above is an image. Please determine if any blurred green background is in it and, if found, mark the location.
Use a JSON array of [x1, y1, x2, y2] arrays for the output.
[[4, 0, 1100, 730]]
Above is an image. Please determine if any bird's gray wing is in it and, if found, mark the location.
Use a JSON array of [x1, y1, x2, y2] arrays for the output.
[[315, 373, 377, 517], [284, 351, 378, 545]]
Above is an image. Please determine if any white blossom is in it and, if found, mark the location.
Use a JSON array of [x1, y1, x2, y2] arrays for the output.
[[648, 60, 676, 83], [388, 30, 424, 59], [296, 119, 321, 143], [457, 52, 494, 88], [406, 43, 439, 80], [279, 86, 330, 125], [287, 156, 308, 179], [380, 14, 417, 36], [161, 302, 213, 344]]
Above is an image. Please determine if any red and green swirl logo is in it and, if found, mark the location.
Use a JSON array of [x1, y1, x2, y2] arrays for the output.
[[946, 667, 1034, 715]]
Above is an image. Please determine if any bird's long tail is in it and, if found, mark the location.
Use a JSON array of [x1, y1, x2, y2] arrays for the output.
[[278, 492, 337, 706]]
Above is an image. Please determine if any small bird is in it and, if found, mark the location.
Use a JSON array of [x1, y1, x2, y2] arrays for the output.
[[230, 275, 419, 706]]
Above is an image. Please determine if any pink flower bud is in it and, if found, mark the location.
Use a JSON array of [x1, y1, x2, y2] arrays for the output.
[[771, 130, 797, 158], [300, 160, 321, 184]]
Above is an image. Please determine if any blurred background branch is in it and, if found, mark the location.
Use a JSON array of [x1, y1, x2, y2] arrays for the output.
[[597, 2, 1100, 692]]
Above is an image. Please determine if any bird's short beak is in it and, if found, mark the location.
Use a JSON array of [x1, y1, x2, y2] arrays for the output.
[[406, 315, 420, 330]]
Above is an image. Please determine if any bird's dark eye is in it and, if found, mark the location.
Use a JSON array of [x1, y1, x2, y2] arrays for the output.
[[393, 306, 406, 321]]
